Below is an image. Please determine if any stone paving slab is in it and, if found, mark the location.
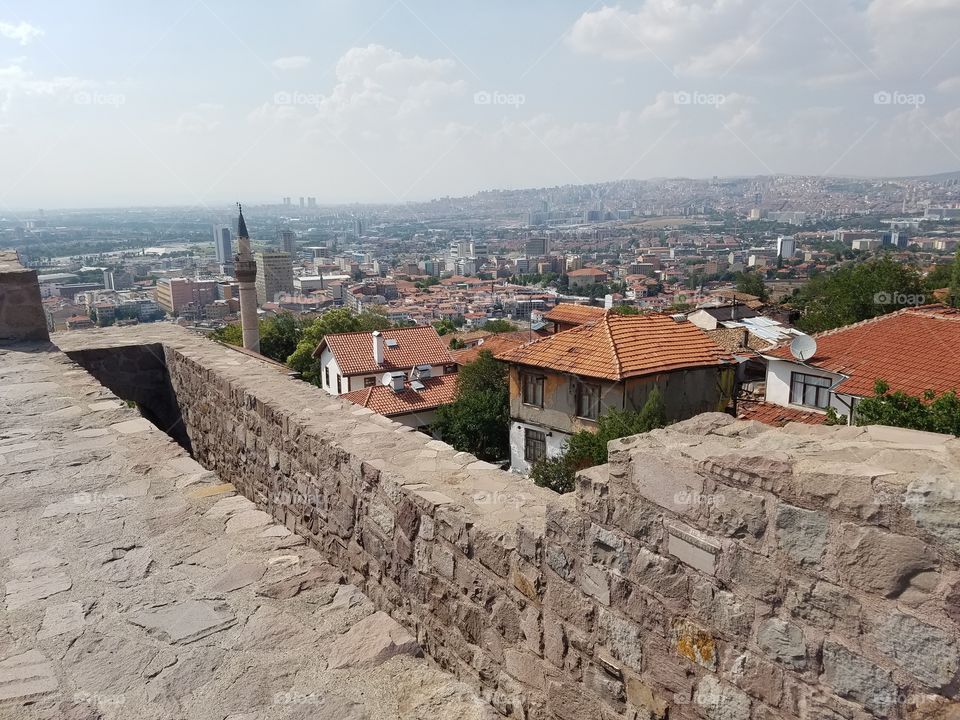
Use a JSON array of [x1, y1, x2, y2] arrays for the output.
[[0, 345, 494, 720]]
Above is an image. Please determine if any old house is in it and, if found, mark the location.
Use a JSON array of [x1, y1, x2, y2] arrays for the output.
[[497, 311, 734, 472], [312, 325, 455, 396]]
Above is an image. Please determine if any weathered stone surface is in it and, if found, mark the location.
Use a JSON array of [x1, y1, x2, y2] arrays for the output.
[[871, 612, 959, 688], [0, 649, 57, 703], [666, 521, 720, 576], [775, 503, 828, 566], [694, 675, 750, 720], [129, 599, 237, 644], [599, 609, 643, 671], [327, 611, 422, 669], [822, 641, 897, 716], [835, 523, 937, 597], [37, 601, 84, 639], [756, 618, 806, 669], [256, 563, 344, 599], [4, 572, 72, 609], [673, 618, 716, 669], [205, 561, 266, 594]]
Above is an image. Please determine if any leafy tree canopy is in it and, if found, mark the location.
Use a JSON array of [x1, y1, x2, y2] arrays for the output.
[[735, 271, 769, 301], [855, 379, 960, 436], [791, 255, 924, 333], [481, 319, 518, 334], [286, 307, 392, 384]]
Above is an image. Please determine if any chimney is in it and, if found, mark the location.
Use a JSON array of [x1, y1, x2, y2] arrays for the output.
[[372, 331, 384, 365]]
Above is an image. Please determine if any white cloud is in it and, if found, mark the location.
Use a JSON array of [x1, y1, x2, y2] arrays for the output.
[[173, 104, 222, 134], [0, 21, 43, 46], [271, 55, 311, 71], [0, 63, 86, 112]]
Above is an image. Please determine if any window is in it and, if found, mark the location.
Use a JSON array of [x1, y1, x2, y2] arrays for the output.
[[336, 375, 342, 394], [364, 376, 376, 387], [576, 382, 601, 420], [522, 374, 544, 407], [324, 367, 330, 387], [443, 364, 457, 375], [790, 372, 831, 409], [524, 428, 546, 464]]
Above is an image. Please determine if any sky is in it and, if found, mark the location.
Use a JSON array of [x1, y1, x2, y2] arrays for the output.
[[1, 0, 959, 209]]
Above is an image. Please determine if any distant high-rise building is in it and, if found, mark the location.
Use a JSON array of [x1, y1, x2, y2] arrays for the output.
[[299, 197, 305, 208], [102, 270, 115, 291], [307, 197, 317, 208], [213, 225, 234, 275], [255, 252, 294, 304], [282, 197, 291, 206], [525, 237, 550, 257], [776, 235, 796, 259], [277, 229, 296, 255], [354, 217, 363, 237]]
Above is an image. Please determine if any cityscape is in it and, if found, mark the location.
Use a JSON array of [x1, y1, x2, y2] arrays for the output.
[[1, 2, 960, 720]]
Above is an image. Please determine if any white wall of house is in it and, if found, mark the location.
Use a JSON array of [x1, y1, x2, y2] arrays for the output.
[[687, 310, 719, 331], [391, 408, 439, 431], [318, 348, 343, 396], [765, 358, 850, 416], [343, 363, 454, 394], [509, 421, 569, 474]]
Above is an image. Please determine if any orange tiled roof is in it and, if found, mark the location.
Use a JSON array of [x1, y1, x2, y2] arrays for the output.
[[567, 268, 608, 277], [341, 373, 458, 417], [766, 305, 960, 398], [497, 311, 732, 381], [313, 325, 452, 376], [543, 303, 606, 326], [451, 334, 529, 365], [737, 401, 828, 427]]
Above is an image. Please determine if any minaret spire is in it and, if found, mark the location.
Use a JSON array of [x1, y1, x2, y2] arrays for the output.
[[233, 202, 260, 354]]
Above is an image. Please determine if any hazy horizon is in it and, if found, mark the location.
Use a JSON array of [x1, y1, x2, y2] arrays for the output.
[[2, 0, 960, 209]]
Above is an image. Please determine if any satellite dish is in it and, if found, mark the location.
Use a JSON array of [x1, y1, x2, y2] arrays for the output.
[[381, 372, 393, 386], [790, 334, 817, 362]]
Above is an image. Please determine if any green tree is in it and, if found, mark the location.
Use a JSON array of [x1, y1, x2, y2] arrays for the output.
[[854, 379, 960, 436], [951, 248, 960, 308], [259, 313, 304, 364], [210, 323, 243, 346], [449, 337, 466, 350], [433, 350, 509, 461], [531, 387, 668, 494], [792, 255, 924, 333], [287, 307, 392, 384], [481, 319, 518, 333], [735, 271, 769, 301], [433, 318, 456, 336]]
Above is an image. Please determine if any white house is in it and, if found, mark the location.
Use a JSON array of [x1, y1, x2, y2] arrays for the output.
[[312, 325, 456, 396]]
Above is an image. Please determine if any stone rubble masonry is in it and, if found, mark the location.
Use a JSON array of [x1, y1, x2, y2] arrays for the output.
[[52, 324, 960, 720], [0, 252, 49, 343]]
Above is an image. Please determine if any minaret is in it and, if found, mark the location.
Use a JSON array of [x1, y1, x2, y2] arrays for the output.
[[234, 203, 260, 353]]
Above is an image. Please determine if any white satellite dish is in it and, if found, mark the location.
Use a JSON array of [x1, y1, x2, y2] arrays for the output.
[[381, 372, 394, 386], [790, 334, 817, 362]]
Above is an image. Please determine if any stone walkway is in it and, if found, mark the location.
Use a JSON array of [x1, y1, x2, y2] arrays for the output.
[[0, 344, 494, 720]]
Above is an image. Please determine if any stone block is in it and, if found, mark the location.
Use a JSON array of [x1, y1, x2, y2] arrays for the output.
[[632, 453, 705, 513], [705, 484, 767, 541], [724, 650, 783, 707], [871, 612, 959, 689], [584, 661, 626, 712], [504, 649, 546, 690], [598, 609, 643, 671], [628, 546, 689, 602], [834, 523, 937, 598], [672, 618, 717, 669], [579, 564, 611, 605], [624, 672, 669, 719], [821, 641, 898, 717], [545, 679, 602, 720], [756, 618, 807, 670], [666, 521, 721, 576], [775, 503, 828, 567], [694, 675, 751, 720]]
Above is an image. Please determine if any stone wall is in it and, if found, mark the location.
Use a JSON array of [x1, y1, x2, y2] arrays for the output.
[[0, 251, 49, 343], [55, 327, 960, 720]]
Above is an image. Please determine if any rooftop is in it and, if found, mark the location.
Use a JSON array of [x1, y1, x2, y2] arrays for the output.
[[542, 303, 606, 326], [497, 311, 731, 381], [736, 399, 829, 427], [767, 305, 960, 398], [313, 325, 453, 376], [341, 373, 459, 417]]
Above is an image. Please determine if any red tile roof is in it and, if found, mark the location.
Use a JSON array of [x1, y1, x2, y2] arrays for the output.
[[313, 325, 453, 376], [543, 303, 606, 326], [766, 306, 960, 398], [341, 373, 458, 417], [451, 334, 529, 365], [737, 401, 828, 427], [496, 311, 732, 381], [567, 268, 608, 277]]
